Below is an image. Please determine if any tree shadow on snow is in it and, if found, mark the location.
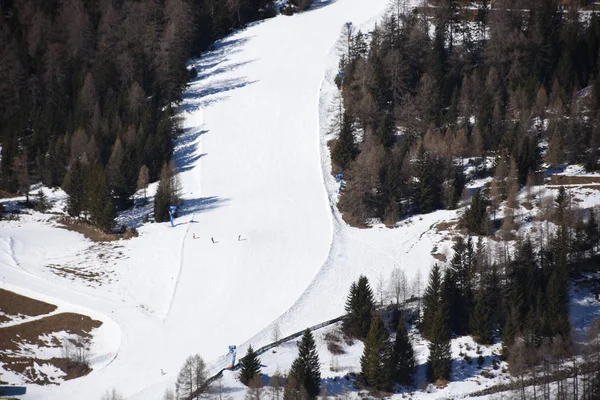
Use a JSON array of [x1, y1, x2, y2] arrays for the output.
[[180, 76, 257, 114], [177, 196, 228, 221], [174, 127, 208, 173], [309, 0, 338, 11]]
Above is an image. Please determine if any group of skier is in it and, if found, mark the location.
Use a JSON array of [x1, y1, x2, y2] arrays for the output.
[[191, 233, 242, 243]]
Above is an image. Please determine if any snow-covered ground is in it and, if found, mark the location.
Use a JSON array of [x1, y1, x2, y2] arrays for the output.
[[3, 0, 600, 399], [1, 0, 446, 398]]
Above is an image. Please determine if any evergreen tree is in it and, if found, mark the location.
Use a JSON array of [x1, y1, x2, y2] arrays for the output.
[[66, 159, 85, 218], [412, 144, 437, 214], [35, 190, 48, 212], [501, 308, 518, 359], [421, 264, 443, 340], [239, 345, 262, 386], [463, 190, 489, 235], [84, 164, 115, 232], [286, 329, 321, 400], [585, 209, 599, 258], [390, 320, 416, 386], [426, 305, 452, 382], [447, 237, 475, 335], [470, 285, 493, 344], [343, 276, 375, 339], [555, 186, 567, 225], [332, 114, 358, 171], [154, 160, 181, 223], [360, 315, 392, 391]]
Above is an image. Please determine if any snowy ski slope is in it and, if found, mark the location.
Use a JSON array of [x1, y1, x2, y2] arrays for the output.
[[0, 0, 453, 398]]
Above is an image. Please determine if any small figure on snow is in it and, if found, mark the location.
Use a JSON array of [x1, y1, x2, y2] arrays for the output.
[[211, 237, 215, 244], [238, 235, 241, 241], [161, 369, 166, 376], [193, 233, 196, 239]]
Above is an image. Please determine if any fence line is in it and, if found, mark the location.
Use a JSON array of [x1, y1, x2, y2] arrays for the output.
[[186, 315, 346, 399]]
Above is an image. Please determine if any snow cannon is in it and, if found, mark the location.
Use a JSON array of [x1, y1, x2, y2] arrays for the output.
[[337, 70, 345, 91], [168, 205, 177, 227], [345, 22, 353, 42], [228, 345, 237, 369]]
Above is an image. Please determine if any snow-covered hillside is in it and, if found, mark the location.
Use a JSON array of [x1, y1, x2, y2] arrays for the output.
[[0, 0, 446, 398]]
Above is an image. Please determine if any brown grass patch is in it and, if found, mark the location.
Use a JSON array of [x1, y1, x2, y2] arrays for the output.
[[47, 265, 104, 284], [0, 288, 57, 318], [0, 312, 102, 384], [56, 217, 138, 242], [57, 217, 120, 242], [549, 175, 600, 186], [0, 312, 101, 353], [436, 220, 457, 232], [431, 253, 447, 262]]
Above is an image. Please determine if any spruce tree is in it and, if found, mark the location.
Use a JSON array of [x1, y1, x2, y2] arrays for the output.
[[421, 264, 442, 340], [463, 190, 489, 235], [470, 286, 493, 345], [343, 276, 375, 339], [239, 345, 262, 386], [286, 329, 320, 400], [360, 315, 392, 391], [66, 159, 85, 218], [426, 305, 452, 383], [390, 320, 416, 386], [332, 114, 358, 171], [35, 190, 48, 212], [412, 144, 435, 214], [585, 209, 599, 258], [154, 160, 181, 222]]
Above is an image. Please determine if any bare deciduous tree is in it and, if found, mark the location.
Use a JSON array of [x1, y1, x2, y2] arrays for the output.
[[163, 388, 175, 400], [176, 354, 208, 400], [101, 388, 124, 400], [388, 267, 407, 307], [245, 375, 264, 400], [268, 373, 284, 400]]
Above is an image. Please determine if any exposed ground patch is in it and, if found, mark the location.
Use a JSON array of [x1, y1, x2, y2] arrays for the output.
[[0, 312, 102, 384], [0, 288, 57, 325]]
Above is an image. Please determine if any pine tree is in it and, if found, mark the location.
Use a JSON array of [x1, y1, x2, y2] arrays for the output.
[[426, 305, 452, 383], [35, 190, 48, 212], [470, 285, 493, 345], [421, 264, 443, 340], [501, 308, 517, 359], [343, 276, 375, 339], [585, 209, 599, 258], [154, 160, 181, 223], [555, 186, 567, 225], [463, 190, 489, 235], [240, 345, 262, 386], [390, 320, 416, 386], [66, 159, 85, 218], [412, 144, 435, 214], [332, 113, 358, 171], [285, 329, 321, 400], [360, 314, 392, 391]]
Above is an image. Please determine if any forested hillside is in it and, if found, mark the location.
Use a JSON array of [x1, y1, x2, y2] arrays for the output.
[[0, 0, 275, 229], [333, 0, 600, 225]]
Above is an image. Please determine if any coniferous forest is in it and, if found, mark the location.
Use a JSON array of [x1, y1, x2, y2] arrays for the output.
[[333, 0, 600, 225], [0, 0, 276, 228]]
